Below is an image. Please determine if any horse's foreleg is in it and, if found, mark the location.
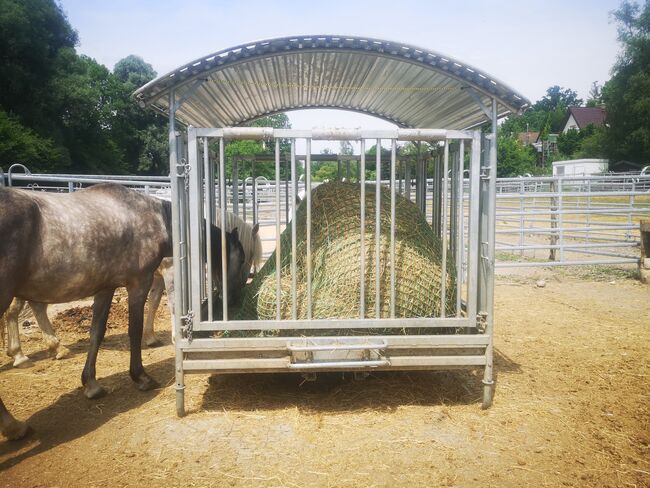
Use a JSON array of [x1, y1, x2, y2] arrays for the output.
[[128, 277, 159, 392], [5, 299, 31, 368], [143, 271, 164, 348], [0, 396, 28, 441], [81, 288, 115, 399], [29, 302, 69, 360]]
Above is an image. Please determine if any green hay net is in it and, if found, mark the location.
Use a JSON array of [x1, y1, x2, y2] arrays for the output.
[[235, 181, 456, 334]]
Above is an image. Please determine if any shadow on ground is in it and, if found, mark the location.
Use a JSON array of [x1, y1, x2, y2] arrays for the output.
[[0, 357, 174, 472], [199, 349, 521, 414]]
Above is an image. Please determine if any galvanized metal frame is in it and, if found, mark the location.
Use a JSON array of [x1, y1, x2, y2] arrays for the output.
[[173, 125, 497, 415], [134, 35, 529, 131]]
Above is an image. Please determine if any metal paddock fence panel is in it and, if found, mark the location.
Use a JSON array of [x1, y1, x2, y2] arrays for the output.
[[4, 165, 648, 271], [493, 174, 650, 268], [170, 127, 496, 416]]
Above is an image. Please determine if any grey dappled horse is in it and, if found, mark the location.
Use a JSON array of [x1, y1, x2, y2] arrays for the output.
[[0, 212, 262, 366], [0, 184, 246, 440]]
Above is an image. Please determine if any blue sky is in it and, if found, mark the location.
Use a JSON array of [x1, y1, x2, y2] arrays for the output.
[[59, 0, 623, 133]]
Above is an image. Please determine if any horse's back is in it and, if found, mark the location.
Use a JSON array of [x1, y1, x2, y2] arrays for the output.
[[0, 184, 171, 303]]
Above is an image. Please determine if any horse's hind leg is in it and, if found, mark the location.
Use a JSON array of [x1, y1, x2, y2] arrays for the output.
[[81, 288, 115, 399], [128, 276, 159, 392], [0, 396, 28, 441], [5, 299, 32, 368], [29, 302, 69, 360], [143, 271, 164, 348]]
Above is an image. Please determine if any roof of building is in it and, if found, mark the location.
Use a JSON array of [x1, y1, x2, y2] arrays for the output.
[[564, 106, 606, 130], [133, 35, 530, 129], [517, 131, 540, 144]]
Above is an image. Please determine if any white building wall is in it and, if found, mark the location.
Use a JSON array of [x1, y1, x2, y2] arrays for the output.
[[552, 159, 609, 176], [563, 114, 579, 133]]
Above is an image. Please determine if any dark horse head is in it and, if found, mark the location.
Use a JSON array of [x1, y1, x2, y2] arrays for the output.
[[211, 225, 247, 308]]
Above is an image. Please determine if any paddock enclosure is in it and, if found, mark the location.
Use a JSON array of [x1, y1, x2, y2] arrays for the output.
[[130, 35, 531, 414]]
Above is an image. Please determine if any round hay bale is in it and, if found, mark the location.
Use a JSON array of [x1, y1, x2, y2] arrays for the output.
[[236, 181, 456, 331]]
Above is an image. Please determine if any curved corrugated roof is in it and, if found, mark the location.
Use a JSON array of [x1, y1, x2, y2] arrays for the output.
[[134, 35, 529, 129]]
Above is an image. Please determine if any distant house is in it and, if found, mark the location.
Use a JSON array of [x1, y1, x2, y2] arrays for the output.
[[561, 106, 606, 133], [517, 131, 539, 147]]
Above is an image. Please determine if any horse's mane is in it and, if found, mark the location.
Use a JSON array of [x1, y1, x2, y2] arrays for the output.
[[215, 210, 263, 272]]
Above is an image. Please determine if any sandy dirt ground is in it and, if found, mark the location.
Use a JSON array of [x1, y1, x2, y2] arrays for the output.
[[0, 267, 648, 487]]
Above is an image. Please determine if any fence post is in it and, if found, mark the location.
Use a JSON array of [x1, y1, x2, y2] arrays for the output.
[[519, 179, 525, 257], [549, 179, 558, 261], [640, 220, 650, 284]]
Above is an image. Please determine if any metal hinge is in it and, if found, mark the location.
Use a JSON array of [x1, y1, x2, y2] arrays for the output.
[[476, 312, 488, 333], [181, 309, 195, 342], [179, 159, 191, 193], [480, 166, 491, 180]]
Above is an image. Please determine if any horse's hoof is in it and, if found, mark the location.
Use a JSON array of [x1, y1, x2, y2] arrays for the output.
[[135, 374, 159, 392], [2, 420, 29, 441], [144, 338, 163, 348], [84, 382, 107, 400], [13, 355, 33, 369], [55, 345, 70, 360]]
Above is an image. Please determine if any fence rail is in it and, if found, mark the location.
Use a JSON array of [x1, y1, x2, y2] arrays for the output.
[[3, 165, 649, 269]]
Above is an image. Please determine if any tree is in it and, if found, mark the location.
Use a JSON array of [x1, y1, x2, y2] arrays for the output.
[[0, 109, 67, 172], [0, 0, 78, 128], [586, 81, 604, 107], [496, 134, 538, 177], [216, 113, 294, 181], [601, 0, 650, 164], [114, 55, 156, 88]]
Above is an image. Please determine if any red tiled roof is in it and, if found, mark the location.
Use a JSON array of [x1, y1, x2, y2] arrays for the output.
[[567, 106, 606, 129], [517, 131, 540, 145]]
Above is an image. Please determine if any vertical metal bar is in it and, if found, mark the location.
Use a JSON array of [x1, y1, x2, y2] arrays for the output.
[[549, 178, 558, 261], [482, 98, 498, 409], [628, 181, 635, 241], [203, 137, 214, 321], [405, 158, 411, 201], [169, 91, 185, 417], [441, 140, 449, 317], [252, 159, 257, 225], [456, 140, 464, 317], [187, 129, 203, 325], [449, 149, 457, 258], [390, 139, 396, 319], [467, 132, 481, 323], [232, 156, 239, 217], [242, 161, 247, 223], [306, 138, 313, 320], [586, 179, 592, 243], [290, 138, 297, 320], [359, 139, 366, 319], [415, 143, 421, 211], [558, 177, 564, 263], [375, 138, 382, 319], [285, 160, 290, 225], [219, 137, 228, 321], [275, 140, 282, 320], [519, 179, 525, 256]]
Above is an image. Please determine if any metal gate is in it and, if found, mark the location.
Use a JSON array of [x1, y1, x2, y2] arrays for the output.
[[171, 127, 496, 415]]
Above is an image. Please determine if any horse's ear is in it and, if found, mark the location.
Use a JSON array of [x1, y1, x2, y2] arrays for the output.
[[252, 223, 259, 235], [231, 227, 239, 240]]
